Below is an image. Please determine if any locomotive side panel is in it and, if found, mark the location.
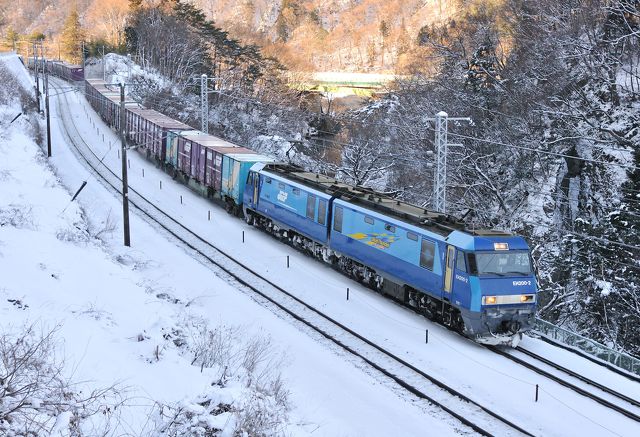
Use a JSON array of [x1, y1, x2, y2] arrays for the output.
[[329, 199, 446, 300], [252, 170, 331, 244]]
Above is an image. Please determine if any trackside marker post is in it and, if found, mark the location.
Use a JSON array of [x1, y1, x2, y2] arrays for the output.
[[535, 384, 539, 402], [287, 255, 290, 268], [425, 329, 429, 344], [242, 231, 245, 243]]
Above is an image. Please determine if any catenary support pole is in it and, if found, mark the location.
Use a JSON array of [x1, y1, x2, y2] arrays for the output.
[[120, 83, 131, 247], [433, 112, 448, 213], [34, 42, 40, 113], [45, 64, 51, 157], [201, 74, 209, 134], [431, 112, 472, 213]]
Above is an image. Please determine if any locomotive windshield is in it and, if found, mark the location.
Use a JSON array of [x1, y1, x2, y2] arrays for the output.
[[468, 251, 532, 276]]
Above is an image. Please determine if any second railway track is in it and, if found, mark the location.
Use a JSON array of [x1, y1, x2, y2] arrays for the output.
[[489, 345, 640, 423]]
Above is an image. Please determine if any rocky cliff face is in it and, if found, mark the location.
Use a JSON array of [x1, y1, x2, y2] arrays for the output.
[[1, 0, 455, 71]]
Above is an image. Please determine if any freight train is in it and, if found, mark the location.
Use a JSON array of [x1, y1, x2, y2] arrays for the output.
[[41, 62, 538, 346], [27, 57, 84, 82]]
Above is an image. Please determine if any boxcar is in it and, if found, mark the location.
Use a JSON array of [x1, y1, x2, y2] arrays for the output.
[[222, 152, 274, 208], [165, 131, 271, 210]]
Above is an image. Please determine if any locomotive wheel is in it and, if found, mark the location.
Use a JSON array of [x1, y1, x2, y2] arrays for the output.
[[244, 212, 254, 226]]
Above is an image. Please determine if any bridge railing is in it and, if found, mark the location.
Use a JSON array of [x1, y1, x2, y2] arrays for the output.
[[534, 318, 640, 376]]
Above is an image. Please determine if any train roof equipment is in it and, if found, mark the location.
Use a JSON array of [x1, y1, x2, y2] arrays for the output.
[[259, 163, 516, 239]]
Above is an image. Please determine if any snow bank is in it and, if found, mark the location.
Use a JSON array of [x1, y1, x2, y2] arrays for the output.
[[0, 51, 34, 93]]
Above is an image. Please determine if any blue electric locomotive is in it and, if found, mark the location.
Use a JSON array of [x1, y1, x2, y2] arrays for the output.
[[244, 163, 537, 346]]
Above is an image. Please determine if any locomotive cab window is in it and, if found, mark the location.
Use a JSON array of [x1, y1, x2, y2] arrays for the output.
[[420, 239, 436, 271], [318, 200, 327, 225], [474, 251, 532, 276], [306, 194, 316, 220], [333, 206, 343, 233], [456, 250, 467, 272]]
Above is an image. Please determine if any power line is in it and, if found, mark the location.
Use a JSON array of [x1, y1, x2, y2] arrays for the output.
[[446, 182, 640, 211], [108, 74, 640, 225], [443, 201, 640, 252], [140, 81, 640, 174], [447, 131, 639, 172]]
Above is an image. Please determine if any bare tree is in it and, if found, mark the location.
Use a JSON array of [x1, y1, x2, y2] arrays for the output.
[[0, 324, 125, 436]]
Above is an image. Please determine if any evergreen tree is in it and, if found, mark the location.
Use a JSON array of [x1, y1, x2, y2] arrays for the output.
[[129, 0, 143, 11], [379, 20, 389, 67], [464, 44, 500, 92], [275, 0, 303, 42], [397, 19, 411, 55], [463, 41, 503, 112], [5, 27, 20, 51], [60, 8, 84, 64]]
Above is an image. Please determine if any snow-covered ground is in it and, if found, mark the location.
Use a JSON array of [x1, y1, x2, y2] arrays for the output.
[[2, 53, 640, 436], [1, 54, 457, 436]]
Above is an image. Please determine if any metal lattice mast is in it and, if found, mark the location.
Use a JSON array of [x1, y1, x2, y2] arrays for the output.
[[433, 111, 448, 213], [201, 74, 209, 134]]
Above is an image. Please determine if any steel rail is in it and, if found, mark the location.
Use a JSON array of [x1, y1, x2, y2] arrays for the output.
[[489, 346, 640, 423], [516, 346, 640, 409]]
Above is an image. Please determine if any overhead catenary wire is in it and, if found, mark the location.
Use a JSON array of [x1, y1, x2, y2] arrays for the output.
[[111, 83, 640, 224], [112, 73, 640, 227], [197, 86, 639, 169], [438, 201, 640, 252], [142, 81, 639, 171]]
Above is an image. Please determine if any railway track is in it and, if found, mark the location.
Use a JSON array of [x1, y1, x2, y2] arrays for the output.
[[50, 77, 532, 436], [489, 346, 640, 423], [534, 334, 640, 384]]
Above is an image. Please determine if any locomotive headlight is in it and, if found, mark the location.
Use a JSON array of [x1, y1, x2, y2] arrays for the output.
[[483, 296, 497, 305], [520, 294, 535, 303]]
